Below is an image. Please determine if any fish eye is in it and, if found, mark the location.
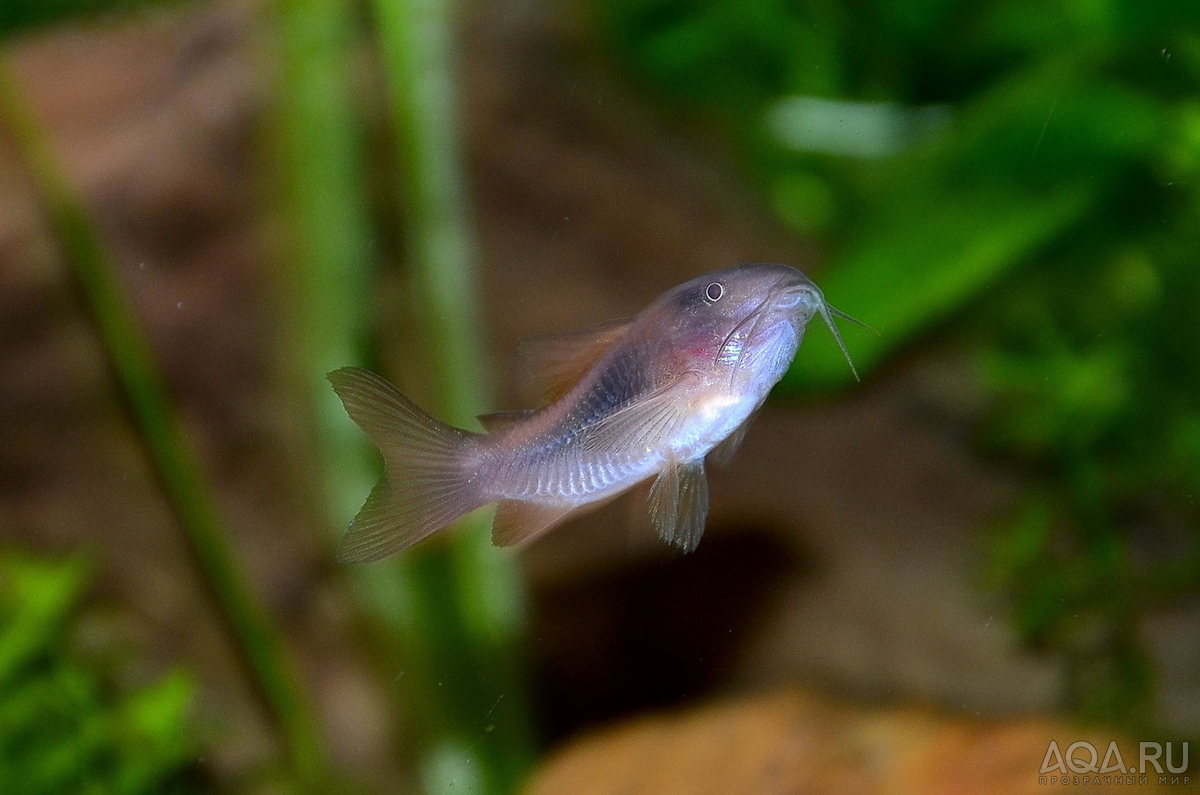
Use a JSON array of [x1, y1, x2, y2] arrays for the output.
[[704, 282, 725, 302]]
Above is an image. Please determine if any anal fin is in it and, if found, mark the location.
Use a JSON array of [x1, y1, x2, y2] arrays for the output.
[[477, 410, 535, 432], [492, 500, 578, 547]]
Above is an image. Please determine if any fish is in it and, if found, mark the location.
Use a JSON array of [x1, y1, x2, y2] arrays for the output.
[[328, 262, 868, 563]]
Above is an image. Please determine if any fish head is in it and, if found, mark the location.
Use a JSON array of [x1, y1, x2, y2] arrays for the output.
[[654, 263, 863, 386]]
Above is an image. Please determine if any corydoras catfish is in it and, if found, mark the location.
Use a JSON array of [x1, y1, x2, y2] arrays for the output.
[[328, 263, 867, 563]]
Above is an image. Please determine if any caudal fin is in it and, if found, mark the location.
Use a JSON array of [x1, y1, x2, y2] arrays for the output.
[[327, 367, 485, 563]]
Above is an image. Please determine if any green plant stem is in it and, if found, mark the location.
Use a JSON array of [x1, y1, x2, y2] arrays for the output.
[[270, 0, 534, 790], [268, 1, 432, 787], [273, 0, 378, 524], [0, 60, 328, 787], [370, 0, 536, 789]]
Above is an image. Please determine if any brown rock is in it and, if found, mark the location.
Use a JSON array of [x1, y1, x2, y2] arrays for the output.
[[526, 691, 1173, 795]]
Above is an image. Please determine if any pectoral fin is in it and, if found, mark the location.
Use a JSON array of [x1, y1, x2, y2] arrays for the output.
[[582, 374, 698, 456], [519, 317, 635, 403], [648, 457, 709, 553]]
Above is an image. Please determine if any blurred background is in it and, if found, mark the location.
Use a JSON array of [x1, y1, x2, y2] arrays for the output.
[[0, 0, 1198, 792]]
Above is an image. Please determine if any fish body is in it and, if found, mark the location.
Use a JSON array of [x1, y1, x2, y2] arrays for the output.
[[329, 263, 865, 562]]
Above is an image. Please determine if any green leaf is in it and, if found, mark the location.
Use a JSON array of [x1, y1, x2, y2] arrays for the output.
[[785, 181, 1095, 389], [0, 555, 89, 690]]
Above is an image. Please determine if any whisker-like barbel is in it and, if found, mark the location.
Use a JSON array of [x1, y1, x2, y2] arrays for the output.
[[818, 302, 861, 381], [829, 304, 878, 334]]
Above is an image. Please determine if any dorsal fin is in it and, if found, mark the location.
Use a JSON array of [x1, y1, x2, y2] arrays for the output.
[[519, 317, 635, 404], [476, 409, 535, 432]]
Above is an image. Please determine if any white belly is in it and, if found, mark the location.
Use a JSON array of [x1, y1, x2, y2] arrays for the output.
[[667, 390, 760, 463]]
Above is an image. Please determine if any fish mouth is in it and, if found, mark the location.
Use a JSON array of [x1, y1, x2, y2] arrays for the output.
[[770, 276, 821, 310]]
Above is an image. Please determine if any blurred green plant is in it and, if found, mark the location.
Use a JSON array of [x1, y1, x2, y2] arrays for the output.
[[369, 0, 537, 788], [976, 229, 1200, 727], [598, 0, 1200, 727], [0, 552, 197, 795], [0, 0, 184, 37], [3, 0, 535, 786], [272, 0, 535, 789], [0, 57, 329, 787]]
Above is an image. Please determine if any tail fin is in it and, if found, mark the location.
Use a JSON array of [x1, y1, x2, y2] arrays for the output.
[[327, 367, 485, 563]]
